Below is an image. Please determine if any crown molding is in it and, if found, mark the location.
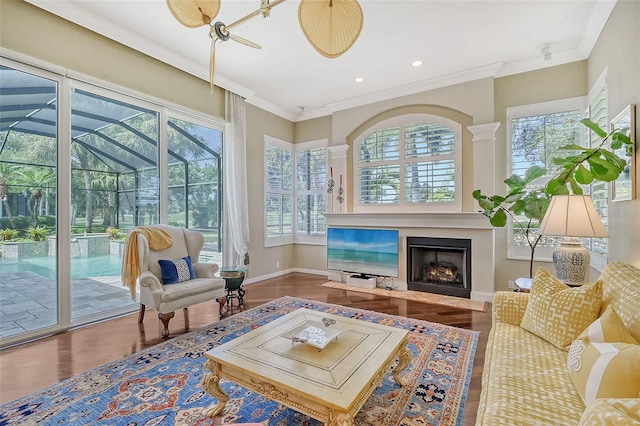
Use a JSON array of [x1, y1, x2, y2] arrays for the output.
[[578, 0, 618, 56], [22, 0, 618, 125], [309, 63, 504, 120]]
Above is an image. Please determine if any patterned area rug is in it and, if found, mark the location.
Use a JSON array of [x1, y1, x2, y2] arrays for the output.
[[0, 296, 479, 425]]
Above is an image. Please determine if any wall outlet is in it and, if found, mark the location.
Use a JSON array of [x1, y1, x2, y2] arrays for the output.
[[508, 280, 516, 289], [276, 261, 280, 268]]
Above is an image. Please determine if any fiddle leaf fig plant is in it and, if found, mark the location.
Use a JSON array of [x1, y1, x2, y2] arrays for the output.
[[473, 165, 550, 279], [473, 118, 633, 279], [547, 118, 632, 195]]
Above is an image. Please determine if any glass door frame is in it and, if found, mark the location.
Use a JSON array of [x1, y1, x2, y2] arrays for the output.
[[0, 54, 227, 348]]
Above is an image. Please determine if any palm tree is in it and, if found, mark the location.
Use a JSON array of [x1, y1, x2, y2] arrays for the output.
[[15, 167, 55, 226], [0, 164, 16, 227]]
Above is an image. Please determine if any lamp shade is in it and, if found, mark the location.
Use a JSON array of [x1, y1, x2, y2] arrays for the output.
[[538, 195, 609, 238]]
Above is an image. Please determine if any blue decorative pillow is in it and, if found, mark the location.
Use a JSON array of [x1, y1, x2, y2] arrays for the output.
[[158, 256, 196, 284]]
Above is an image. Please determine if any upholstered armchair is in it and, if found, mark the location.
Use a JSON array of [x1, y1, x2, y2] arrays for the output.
[[127, 224, 226, 337]]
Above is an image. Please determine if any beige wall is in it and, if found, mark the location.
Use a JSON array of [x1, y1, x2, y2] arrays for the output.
[[292, 79, 495, 275], [291, 115, 333, 273], [332, 78, 494, 209], [245, 104, 295, 279], [3, 0, 638, 287], [492, 61, 588, 289], [587, 0, 640, 268], [0, 1, 225, 118]]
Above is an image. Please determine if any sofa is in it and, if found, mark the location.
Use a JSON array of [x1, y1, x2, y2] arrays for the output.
[[476, 261, 640, 425]]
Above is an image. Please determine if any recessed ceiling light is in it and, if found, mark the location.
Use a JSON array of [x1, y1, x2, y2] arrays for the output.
[[354, 76, 365, 83], [412, 60, 423, 67]]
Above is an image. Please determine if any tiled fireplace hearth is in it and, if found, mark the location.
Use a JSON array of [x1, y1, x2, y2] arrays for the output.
[[324, 212, 495, 302]]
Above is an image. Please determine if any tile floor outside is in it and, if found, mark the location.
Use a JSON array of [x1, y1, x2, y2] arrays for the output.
[[0, 251, 222, 339]]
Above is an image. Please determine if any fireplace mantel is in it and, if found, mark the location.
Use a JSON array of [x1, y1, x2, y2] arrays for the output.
[[324, 212, 493, 229], [324, 212, 495, 302]]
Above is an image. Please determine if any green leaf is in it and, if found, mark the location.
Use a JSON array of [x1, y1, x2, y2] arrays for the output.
[[477, 197, 496, 210], [552, 157, 572, 166], [581, 118, 608, 138], [601, 149, 627, 170], [524, 198, 547, 221], [489, 195, 506, 204], [504, 174, 524, 189], [575, 164, 594, 185], [587, 156, 620, 181], [611, 133, 624, 150], [511, 199, 526, 215], [547, 178, 570, 195], [489, 209, 507, 227], [523, 165, 547, 184], [612, 130, 632, 146], [504, 193, 523, 203], [568, 177, 583, 195], [472, 189, 482, 200], [546, 177, 561, 194], [558, 144, 588, 151]]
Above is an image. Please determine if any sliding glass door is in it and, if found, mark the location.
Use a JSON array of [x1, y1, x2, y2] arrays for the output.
[[68, 86, 160, 322], [0, 58, 225, 347], [0, 64, 60, 340], [167, 116, 223, 264]]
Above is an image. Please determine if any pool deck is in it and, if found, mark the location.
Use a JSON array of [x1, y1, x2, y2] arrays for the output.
[[0, 271, 136, 339], [0, 251, 222, 340]]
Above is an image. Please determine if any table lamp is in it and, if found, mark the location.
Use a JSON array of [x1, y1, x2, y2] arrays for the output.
[[538, 194, 609, 284]]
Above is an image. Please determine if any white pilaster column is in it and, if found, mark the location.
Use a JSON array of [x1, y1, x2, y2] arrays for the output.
[[468, 122, 500, 199], [327, 145, 350, 213]]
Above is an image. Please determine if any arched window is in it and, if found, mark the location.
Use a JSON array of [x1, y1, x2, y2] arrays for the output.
[[354, 114, 462, 212]]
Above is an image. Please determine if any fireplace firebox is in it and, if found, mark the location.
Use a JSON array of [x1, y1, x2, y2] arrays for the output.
[[407, 237, 471, 298]]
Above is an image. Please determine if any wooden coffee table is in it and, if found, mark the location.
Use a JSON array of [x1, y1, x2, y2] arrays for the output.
[[202, 308, 411, 425]]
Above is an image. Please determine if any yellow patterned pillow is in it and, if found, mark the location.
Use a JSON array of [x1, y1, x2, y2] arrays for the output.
[[575, 306, 639, 345], [578, 398, 640, 426], [567, 341, 640, 404], [520, 267, 602, 350]]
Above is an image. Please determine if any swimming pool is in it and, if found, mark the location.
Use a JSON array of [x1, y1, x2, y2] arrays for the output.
[[0, 255, 123, 279]]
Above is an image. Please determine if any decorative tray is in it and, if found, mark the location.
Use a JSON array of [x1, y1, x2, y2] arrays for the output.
[[283, 318, 343, 350]]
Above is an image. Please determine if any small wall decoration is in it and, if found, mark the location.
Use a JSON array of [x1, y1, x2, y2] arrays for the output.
[[337, 174, 344, 212], [327, 167, 335, 212], [610, 104, 636, 201]]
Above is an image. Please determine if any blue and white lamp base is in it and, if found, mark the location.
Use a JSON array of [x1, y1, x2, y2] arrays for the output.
[[552, 237, 590, 285]]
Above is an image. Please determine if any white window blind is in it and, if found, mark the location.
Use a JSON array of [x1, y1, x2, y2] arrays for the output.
[[265, 140, 293, 243], [356, 115, 460, 211], [507, 98, 585, 260], [264, 137, 327, 246], [585, 79, 608, 266], [295, 143, 327, 239]]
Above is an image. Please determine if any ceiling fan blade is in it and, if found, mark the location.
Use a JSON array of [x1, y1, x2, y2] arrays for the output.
[[166, 0, 221, 28], [229, 33, 262, 49], [298, 0, 363, 58]]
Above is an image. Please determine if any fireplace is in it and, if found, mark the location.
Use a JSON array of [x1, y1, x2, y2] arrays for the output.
[[407, 237, 471, 298]]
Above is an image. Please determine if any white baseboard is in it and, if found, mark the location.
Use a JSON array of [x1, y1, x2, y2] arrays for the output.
[[243, 268, 327, 286]]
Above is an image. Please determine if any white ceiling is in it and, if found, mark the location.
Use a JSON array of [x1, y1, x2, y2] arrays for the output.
[[27, 0, 616, 122]]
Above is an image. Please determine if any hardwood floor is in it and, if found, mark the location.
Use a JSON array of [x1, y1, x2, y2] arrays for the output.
[[0, 272, 491, 425]]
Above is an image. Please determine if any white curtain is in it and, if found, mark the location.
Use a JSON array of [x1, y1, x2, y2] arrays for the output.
[[224, 91, 250, 266]]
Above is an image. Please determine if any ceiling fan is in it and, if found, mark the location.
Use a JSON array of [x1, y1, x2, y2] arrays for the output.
[[166, 0, 364, 88]]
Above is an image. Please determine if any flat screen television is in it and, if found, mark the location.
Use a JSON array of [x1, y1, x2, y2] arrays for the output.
[[327, 227, 399, 278]]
